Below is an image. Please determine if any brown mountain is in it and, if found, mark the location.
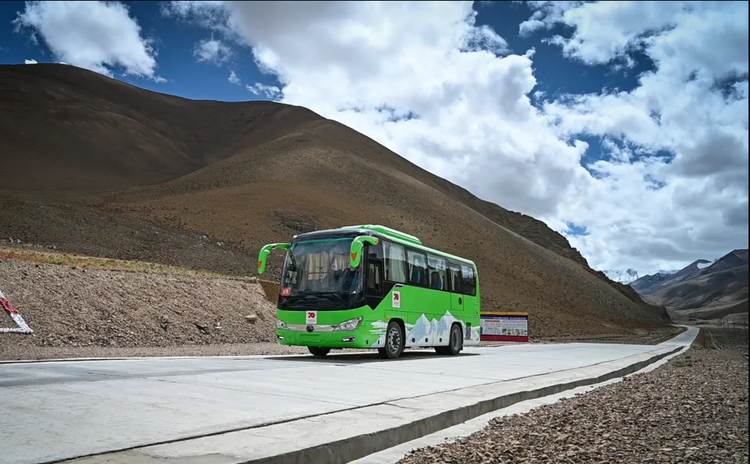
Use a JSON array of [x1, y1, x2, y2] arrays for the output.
[[0, 63, 671, 338], [633, 250, 749, 322]]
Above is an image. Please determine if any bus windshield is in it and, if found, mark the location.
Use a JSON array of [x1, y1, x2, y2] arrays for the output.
[[278, 238, 364, 310]]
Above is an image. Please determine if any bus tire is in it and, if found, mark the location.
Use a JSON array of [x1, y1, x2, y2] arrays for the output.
[[381, 320, 404, 359], [436, 324, 463, 355], [448, 323, 463, 355], [308, 346, 331, 357]]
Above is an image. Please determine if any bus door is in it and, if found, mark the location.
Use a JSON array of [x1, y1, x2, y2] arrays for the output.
[[447, 261, 464, 314], [365, 243, 384, 310]]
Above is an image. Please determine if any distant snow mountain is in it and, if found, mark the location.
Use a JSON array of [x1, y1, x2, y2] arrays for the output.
[[606, 268, 680, 285], [604, 268, 641, 284]]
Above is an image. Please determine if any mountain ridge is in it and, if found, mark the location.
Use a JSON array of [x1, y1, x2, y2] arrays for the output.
[[630, 249, 748, 321], [0, 63, 670, 338]]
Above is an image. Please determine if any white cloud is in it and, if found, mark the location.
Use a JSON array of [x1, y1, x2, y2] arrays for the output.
[[228, 70, 241, 85], [160, 1, 230, 32], [13, 1, 162, 81], [194, 38, 230, 64], [531, 0, 748, 275], [24, 59, 38, 64], [247, 82, 281, 100], [519, 1, 580, 36], [164, 1, 748, 277]]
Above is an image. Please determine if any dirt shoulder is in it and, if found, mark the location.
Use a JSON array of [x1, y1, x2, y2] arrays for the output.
[[399, 344, 749, 464], [533, 325, 687, 345], [0, 251, 280, 360]]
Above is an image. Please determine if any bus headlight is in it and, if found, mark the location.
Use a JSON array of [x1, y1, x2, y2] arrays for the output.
[[334, 317, 363, 331], [276, 319, 287, 329]]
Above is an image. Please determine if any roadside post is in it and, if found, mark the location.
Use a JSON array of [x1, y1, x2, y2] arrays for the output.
[[0, 287, 34, 334]]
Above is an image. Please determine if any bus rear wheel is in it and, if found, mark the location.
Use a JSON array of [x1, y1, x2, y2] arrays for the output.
[[378, 321, 404, 359], [436, 324, 463, 355], [308, 346, 331, 357]]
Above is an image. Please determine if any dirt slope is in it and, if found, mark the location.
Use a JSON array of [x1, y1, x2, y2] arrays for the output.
[[0, 63, 320, 192], [0, 64, 670, 339]]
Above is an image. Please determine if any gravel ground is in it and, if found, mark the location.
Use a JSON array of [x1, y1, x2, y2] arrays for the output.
[[399, 346, 749, 464], [705, 327, 749, 357]]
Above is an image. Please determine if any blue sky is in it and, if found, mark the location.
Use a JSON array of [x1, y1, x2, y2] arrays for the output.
[[1, 1, 652, 102], [0, 1, 747, 279], [2, 1, 271, 101]]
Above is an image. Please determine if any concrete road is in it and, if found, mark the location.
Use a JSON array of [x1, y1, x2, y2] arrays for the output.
[[0, 328, 697, 464]]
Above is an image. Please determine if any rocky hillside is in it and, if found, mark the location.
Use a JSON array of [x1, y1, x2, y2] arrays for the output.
[[0, 63, 670, 339]]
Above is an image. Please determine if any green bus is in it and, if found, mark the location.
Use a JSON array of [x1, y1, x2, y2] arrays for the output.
[[257, 224, 481, 359]]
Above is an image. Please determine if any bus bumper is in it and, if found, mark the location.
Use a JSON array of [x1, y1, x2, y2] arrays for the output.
[[275, 329, 374, 349]]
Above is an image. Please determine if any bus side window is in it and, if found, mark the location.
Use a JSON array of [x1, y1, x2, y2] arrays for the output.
[[407, 249, 428, 286], [460, 264, 476, 296], [384, 241, 407, 283], [447, 261, 462, 293], [368, 241, 383, 260], [368, 262, 382, 293], [427, 254, 446, 290]]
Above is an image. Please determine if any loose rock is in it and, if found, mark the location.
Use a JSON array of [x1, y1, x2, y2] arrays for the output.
[[400, 348, 749, 464]]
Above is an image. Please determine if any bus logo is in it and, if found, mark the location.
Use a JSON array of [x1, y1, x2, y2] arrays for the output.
[[392, 291, 401, 308], [306, 311, 318, 324]]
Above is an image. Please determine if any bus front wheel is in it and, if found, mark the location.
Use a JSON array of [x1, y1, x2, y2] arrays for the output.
[[308, 346, 331, 357], [379, 321, 404, 359]]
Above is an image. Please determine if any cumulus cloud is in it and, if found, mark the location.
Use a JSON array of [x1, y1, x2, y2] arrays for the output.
[[160, 1, 230, 33], [247, 82, 281, 100], [194, 38, 230, 64], [164, 1, 748, 277], [530, 0, 748, 274], [13, 2, 161, 80], [13, 1, 162, 81], [24, 59, 38, 64], [228, 70, 241, 85]]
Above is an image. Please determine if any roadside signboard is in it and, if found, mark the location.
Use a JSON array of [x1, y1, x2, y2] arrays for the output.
[[480, 311, 529, 342]]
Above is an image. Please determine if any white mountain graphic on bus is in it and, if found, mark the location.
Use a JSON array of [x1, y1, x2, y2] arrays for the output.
[[369, 311, 479, 348]]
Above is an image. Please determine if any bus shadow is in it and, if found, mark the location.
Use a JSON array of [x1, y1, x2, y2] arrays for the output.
[[266, 350, 480, 364]]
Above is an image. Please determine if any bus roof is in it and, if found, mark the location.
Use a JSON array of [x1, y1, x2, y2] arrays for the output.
[[294, 225, 476, 268]]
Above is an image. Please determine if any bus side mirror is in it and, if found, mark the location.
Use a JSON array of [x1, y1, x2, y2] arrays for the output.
[[257, 243, 291, 275], [350, 236, 379, 268]]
